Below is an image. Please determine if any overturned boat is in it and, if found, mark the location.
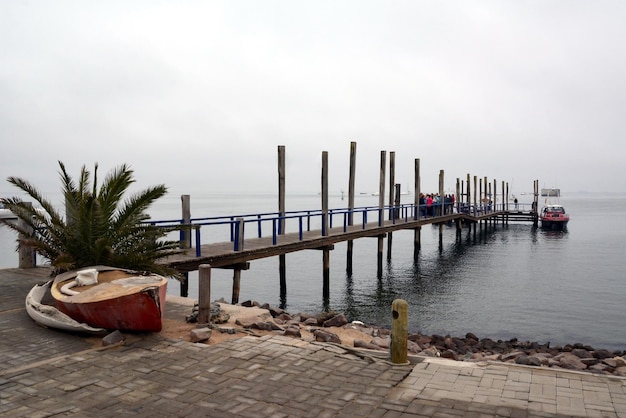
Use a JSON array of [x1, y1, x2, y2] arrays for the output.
[[50, 266, 168, 332]]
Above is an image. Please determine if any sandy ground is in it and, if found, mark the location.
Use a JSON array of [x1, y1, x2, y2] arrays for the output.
[[161, 296, 375, 348]]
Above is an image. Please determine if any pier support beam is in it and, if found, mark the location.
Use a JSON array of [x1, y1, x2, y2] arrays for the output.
[[377, 235, 384, 278], [322, 247, 330, 301], [232, 269, 241, 304]]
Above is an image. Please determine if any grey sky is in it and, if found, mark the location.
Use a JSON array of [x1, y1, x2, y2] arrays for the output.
[[1, 1, 625, 200]]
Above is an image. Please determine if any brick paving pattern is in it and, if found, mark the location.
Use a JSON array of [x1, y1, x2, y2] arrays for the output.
[[1, 267, 626, 417]]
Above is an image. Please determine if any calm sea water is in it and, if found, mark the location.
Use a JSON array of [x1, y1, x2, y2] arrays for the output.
[[2, 193, 625, 350]]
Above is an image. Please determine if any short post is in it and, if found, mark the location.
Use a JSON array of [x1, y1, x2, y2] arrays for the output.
[[198, 264, 212, 324], [390, 299, 408, 364]]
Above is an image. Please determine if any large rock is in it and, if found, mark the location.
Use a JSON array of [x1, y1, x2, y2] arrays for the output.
[[556, 353, 587, 371], [323, 313, 348, 328], [313, 329, 341, 344]]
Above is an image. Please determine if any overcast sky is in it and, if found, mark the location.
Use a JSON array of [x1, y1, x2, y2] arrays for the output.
[[1, 1, 625, 201]]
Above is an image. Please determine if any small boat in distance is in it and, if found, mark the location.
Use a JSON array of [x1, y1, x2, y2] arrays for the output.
[[50, 266, 168, 332], [540, 204, 569, 230], [541, 188, 560, 197]]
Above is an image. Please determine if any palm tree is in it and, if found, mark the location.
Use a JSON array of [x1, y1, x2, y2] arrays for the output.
[[0, 161, 182, 278]]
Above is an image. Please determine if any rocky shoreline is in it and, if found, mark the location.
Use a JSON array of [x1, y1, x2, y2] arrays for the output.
[[188, 300, 626, 377]]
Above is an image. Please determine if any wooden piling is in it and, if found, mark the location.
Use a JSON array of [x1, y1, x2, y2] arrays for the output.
[[321, 151, 329, 236], [413, 158, 421, 258], [455, 178, 462, 235], [232, 269, 241, 304], [198, 264, 212, 324], [377, 151, 386, 276], [323, 247, 330, 301], [321, 151, 330, 299], [278, 146, 287, 301], [387, 152, 395, 261], [346, 141, 357, 276], [438, 169, 444, 241], [390, 299, 409, 364], [180, 195, 191, 297]]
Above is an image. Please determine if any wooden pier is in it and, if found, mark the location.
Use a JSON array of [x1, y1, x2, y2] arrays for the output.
[[7, 142, 541, 323]]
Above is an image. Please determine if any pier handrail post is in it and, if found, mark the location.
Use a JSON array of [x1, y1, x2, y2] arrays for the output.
[[390, 299, 409, 364], [195, 226, 201, 257], [272, 218, 277, 245], [198, 264, 212, 324]]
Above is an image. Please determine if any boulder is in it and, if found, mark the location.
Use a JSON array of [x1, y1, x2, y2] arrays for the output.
[[283, 324, 301, 338], [556, 353, 587, 371], [354, 339, 383, 350], [190, 327, 212, 343], [370, 337, 390, 349], [323, 313, 348, 328], [313, 329, 341, 344]]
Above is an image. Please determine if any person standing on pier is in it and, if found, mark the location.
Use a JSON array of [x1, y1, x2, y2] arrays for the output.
[[426, 194, 433, 217]]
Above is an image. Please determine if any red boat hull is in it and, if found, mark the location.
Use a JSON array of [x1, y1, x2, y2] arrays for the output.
[[51, 267, 168, 332]]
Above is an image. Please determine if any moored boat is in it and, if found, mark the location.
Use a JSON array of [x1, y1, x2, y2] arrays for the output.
[[50, 266, 168, 332], [540, 204, 569, 230]]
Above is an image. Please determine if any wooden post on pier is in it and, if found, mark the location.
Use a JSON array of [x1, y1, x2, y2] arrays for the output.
[[18, 202, 35, 269], [413, 158, 421, 258], [479, 177, 484, 231], [438, 169, 444, 241], [485, 177, 496, 228], [473, 175, 478, 238], [387, 152, 395, 261], [346, 142, 357, 276], [455, 178, 462, 235], [377, 151, 386, 277], [278, 145, 287, 304], [232, 269, 241, 304], [321, 151, 330, 300], [198, 264, 211, 324], [503, 180, 507, 225], [180, 195, 191, 297], [532, 180, 539, 228]]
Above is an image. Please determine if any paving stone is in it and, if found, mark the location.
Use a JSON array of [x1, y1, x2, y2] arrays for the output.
[[2, 270, 626, 417]]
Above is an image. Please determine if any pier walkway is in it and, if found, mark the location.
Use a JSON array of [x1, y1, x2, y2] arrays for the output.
[[158, 204, 526, 272], [2, 268, 625, 417]]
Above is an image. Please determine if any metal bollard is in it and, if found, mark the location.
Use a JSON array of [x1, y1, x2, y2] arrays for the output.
[[390, 299, 408, 364]]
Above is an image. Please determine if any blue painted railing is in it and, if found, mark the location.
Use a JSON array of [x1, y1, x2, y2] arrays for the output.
[[148, 200, 510, 257]]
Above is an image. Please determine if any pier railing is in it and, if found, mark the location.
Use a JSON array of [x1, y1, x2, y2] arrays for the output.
[[147, 200, 515, 257]]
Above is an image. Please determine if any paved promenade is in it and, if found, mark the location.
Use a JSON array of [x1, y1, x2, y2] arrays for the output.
[[1, 267, 626, 417]]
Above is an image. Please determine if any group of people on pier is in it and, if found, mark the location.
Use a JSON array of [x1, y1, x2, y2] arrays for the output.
[[418, 193, 455, 217]]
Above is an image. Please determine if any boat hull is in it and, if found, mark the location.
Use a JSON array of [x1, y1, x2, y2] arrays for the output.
[[51, 266, 168, 332], [25, 281, 107, 333], [540, 218, 569, 230]]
